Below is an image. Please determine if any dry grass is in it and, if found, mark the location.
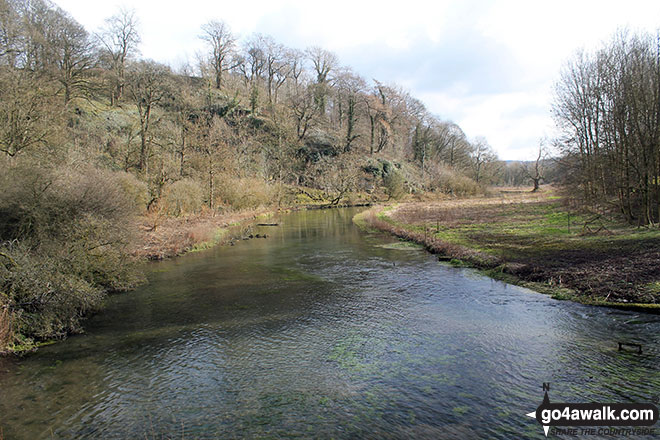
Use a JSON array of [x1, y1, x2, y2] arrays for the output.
[[0, 308, 13, 352], [131, 208, 271, 260], [393, 188, 549, 226]]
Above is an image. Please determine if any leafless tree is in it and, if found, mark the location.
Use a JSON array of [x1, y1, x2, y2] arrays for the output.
[[126, 60, 171, 173], [97, 8, 140, 104], [306, 46, 337, 114], [553, 30, 660, 224], [523, 143, 547, 192], [200, 20, 235, 90], [50, 9, 94, 104], [334, 68, 366, 152], [470, 137, 498, 184]]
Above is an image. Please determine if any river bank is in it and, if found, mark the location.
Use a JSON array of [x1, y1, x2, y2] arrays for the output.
[[354, 188, 660, 312], [131, 208, 273, 261]]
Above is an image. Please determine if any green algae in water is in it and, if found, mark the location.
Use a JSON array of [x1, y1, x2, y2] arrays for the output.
[[452, 406, 470, 416], [377, 241, 425, 250], [269, 266, 324, 282]]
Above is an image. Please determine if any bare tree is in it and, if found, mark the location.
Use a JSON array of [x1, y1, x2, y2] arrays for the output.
[[553, 30, 660, 224], [126, 61, 171, 173], [470, 137, 498, 184], [97, 8, 140, 104], [200, 20, 235, 90], [334, 68, 366, 152], [0, 68, 57, 157], [289, 85, 317, 140], [50, 9, 93, 104], [306, 46, 337, 114], [0, 0, 23, 67], [523, 143, 547, 192]]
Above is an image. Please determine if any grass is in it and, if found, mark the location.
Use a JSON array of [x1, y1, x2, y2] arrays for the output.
[[132, 208, 270, 260], [355, 187, 660, 310], [188, 227, 229, 252]]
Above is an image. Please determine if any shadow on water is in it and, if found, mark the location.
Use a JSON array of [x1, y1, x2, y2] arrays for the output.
[[1, 207, 660, 439]]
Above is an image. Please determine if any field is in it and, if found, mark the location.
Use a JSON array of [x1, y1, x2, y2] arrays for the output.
[[356, 187, 660, 308]]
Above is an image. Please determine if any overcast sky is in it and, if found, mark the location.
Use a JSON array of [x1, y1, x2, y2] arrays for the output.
[[53, 0, 660, 160]]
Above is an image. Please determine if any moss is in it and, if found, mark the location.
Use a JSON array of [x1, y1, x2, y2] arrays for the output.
[[452, 406, 470, 416], [377, 241, 424, 250], [3, 335, 58, 355]]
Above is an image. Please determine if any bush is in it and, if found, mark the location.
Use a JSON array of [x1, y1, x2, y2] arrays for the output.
[[428, 166, 482, 197], [383, 170, 406, 200], [0, 163, 143, 349], [162, 179, 204, 216], [116, 171, 149, 213], [216, 176, 275, 210], [0, 242, 104, 340]]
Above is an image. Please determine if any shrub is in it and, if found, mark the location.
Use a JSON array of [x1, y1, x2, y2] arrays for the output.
[[115, 171, 149, 213], [428, 166, 482, 197], [216, 176, 275, 210], [0, 242, 105, 340], [162, 179, 204, 217], [383, 170, 406, 200], [0, 163, 143, 350]]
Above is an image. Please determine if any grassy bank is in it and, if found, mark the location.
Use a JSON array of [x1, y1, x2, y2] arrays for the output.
[[131, 209, 273, 260], [354, 187, 660, 312]]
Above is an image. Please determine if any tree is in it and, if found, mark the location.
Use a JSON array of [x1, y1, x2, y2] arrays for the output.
[[289, 85, 317, 140], [306, 46, 337, 114], [470, 137, 498, 184], [97, 8, 140, 104], [50, 9, 93, 104], [200, 20, 235, 90], [236, 34, 267, 113], [553, 30, 660, 224], [191, 113, 231, 211], [0, 68, 57, 157], [126, 60, 171, 173], [334, 69, 366, 152], [262, 36, 289, 106], [523, 143, 547, 192], [0, 0, 23, 67]]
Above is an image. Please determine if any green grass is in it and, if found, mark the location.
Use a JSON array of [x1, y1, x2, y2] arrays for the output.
[[189, 227, 229, 252]]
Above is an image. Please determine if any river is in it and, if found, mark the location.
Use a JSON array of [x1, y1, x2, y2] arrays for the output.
[[1, 208, 659, 439]]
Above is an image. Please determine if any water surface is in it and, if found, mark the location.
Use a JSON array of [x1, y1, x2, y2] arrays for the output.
[[1, 208, 659, 439]]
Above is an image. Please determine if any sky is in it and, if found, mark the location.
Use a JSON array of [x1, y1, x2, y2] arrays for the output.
[[53, 0, 660, 160]]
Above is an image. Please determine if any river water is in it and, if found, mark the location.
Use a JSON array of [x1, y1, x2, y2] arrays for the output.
[[1, 208, 659, 439]]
